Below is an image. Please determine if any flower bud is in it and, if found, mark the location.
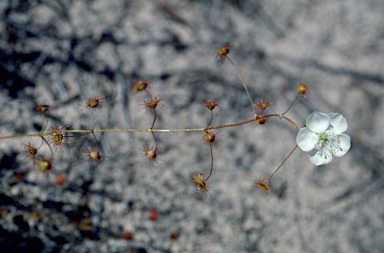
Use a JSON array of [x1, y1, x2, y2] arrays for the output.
[[256, 116, 267, 125], [143, 144, 159, 164], [132, 80, 149, 93], [49, 125, 66, 151], [86, 147, 103, 164], [205, 100, 220, 111], [296, 83, 309, 96], [83, 92, 104, 110], [216, 43, 231, 61], [142, 97, 164, 110], [255, 177, 271, 193], [191, 172, 211, 196], [38, 158, 53, 173], [255, 99, 271, 113], [203, 131, 216, 144], [34, 104, 49, 113]]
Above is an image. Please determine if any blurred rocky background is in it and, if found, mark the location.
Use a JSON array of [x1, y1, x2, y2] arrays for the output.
[[0, 0, 383, 252]]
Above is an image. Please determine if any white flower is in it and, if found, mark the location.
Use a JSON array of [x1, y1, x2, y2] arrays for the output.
[[296, 112, 351, 166]]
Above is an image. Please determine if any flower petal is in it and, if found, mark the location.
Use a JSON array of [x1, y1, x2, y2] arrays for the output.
[[329, 113, 348, 134], [296, 128, 318, 152], [333, 134, 351, 157], [308, 149, 333, 166], [306, 112, 330, 133]]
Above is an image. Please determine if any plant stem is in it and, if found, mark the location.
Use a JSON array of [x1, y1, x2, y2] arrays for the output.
[[225, 56, 257, 117], [204, 142, 214, 181], [0, 114, 301, 139], [206, 110, 214, 129], [268, 145, 298, 182], [281, 94, 299, 116]]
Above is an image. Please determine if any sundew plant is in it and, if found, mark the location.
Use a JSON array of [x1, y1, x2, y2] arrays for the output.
[[1, 44, 351, 194], [5, 2, 382, 252], [0, 38, 357, 252]]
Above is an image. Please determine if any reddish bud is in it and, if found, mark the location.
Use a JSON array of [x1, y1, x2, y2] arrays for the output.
[[203, 131, 217, 144], [255, 99, 271, 113], [122, 231, 134, 241], [56, 174, 66, 187], [143, 96, 164, 110], [149, 209, 159, 221], [170, 231, 180, 240], [256, 116, 267, 125], [205, 99, 220, 111], [14, 171, 27, 183], [23, 141, 38, 162]]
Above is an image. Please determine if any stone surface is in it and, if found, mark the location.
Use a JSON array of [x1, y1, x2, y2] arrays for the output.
[[0, 0, 383, 252]]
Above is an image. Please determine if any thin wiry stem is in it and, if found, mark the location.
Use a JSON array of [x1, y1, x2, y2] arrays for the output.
[[0, 133, 48, 139], [36, 137, 44, 149], [145, 89, 152, 100], [150, 108, 158, 147], [41, 136, 54, 160], [150, 108, 157, 129], [89, 110, 101, 149], [268, 145, 298, 182], [151, 131, 158, 148], [273, 114, 301, 129], [225, 55, 257, 117], [206, 110, 214, 128], [41, 113, 50, 134], [0, 114, 301, 139], [281, 94, 299, 116], [204, 141, 214, 181]]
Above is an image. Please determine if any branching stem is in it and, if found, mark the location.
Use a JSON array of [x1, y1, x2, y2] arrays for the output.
[[41, 136, 54, 159], [207, 110, 214, 128], [0, 114, 301, 140]]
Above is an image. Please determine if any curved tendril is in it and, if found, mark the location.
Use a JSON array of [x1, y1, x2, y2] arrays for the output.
[[41, 136, 54, 160], [37, 136, 45, 149], [151, 131, 158, 148], [150, 108, 158, 147], [150, 109, 157, 129], [204, 141, 214, 181], [207, 110, 214, 129]]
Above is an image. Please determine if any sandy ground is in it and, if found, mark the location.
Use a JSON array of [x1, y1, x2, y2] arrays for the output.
[[1, 0, 384, 252]]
